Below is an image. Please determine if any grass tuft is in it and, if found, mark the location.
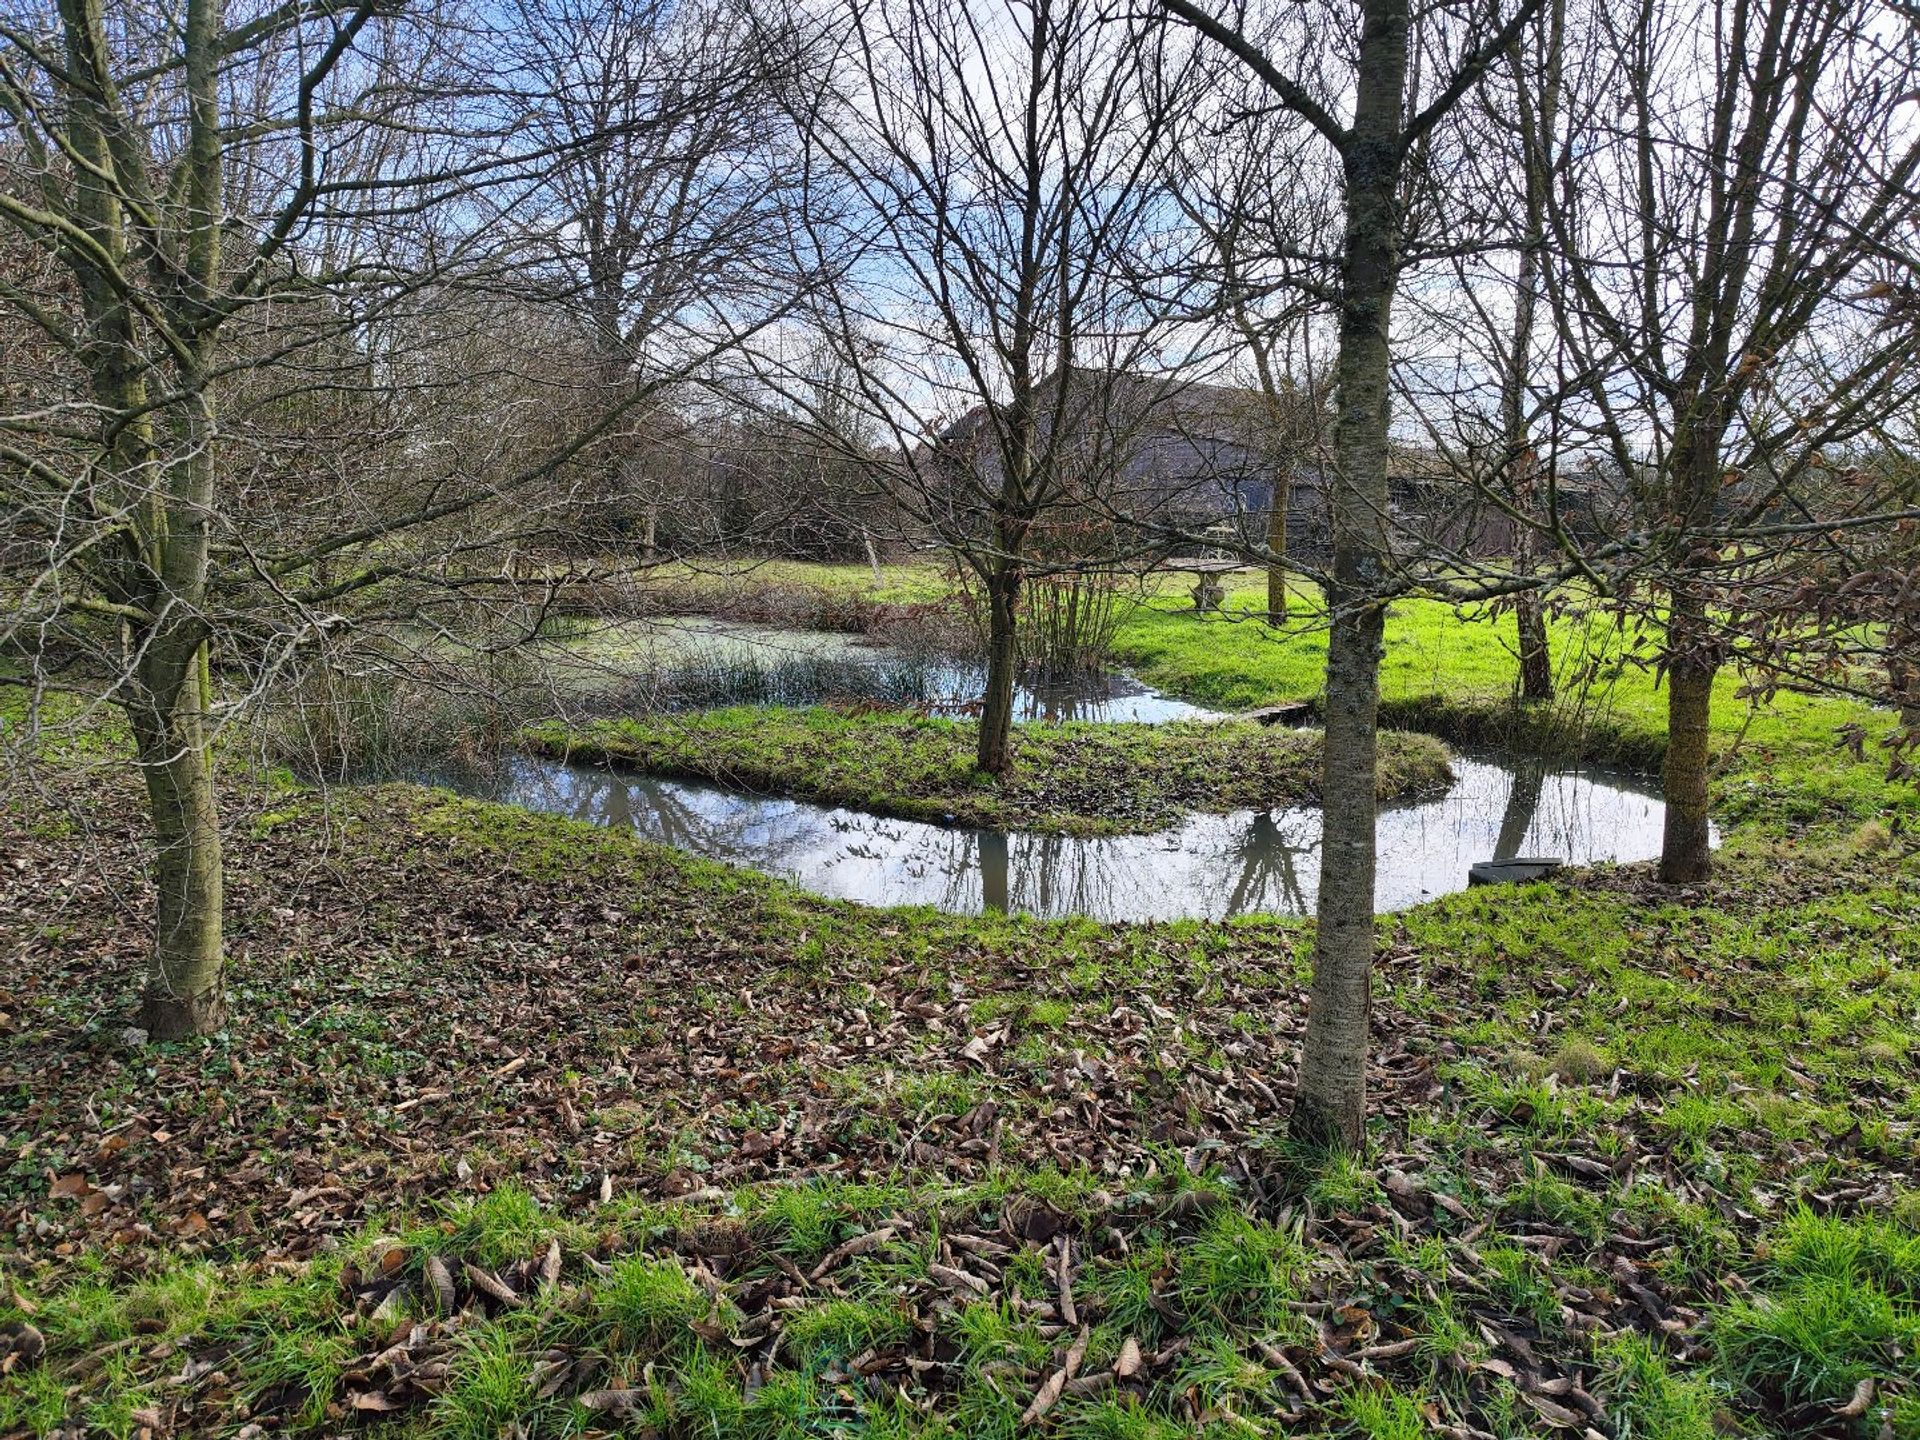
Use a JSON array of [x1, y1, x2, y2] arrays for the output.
[[597, 1254, 714, 1353], [1175, 1208, 1309, 1330], [1714, 1211, 1920, 1412]]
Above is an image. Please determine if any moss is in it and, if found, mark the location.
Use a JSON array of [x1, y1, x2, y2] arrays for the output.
[[1547, 1037, 1610, 1083]]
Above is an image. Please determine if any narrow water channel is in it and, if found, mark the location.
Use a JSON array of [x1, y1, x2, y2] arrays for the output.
[[424, 620, 1703, 920], [440, 750, 1683, 922]]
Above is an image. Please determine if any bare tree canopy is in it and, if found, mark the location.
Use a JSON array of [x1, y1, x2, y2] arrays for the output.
[[0, 0, 813, 1035], [771, 0, 1207, 772]]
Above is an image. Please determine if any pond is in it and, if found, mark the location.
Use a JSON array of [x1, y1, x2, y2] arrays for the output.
[[438, 749, 1691, 922], [542, 618, 1219, 724]]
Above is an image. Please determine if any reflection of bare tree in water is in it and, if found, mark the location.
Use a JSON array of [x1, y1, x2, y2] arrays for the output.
[[1030, 834, 1127, 916], [949, 831, 1102, 915], [977, 831, 1010, 912], [971, 813, 1322, 921], [475, 753, 1672, 922], [1017, 674, 1098, 724], [513, 763, 709, 844], [1491, 758, 1547, 860], [509, 762, 791, 861], [1222, 811, 1318, 917]]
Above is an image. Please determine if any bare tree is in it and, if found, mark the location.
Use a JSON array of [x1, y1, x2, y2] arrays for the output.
[[0, 0, 441, 1037], [1154, 0, 1544, 1149], [0, 0, 790, 1036], [784, 0, 1196, 774], [501, 0, 813, 558], [1164, 99, 1338, 624], [1487, 0, 1564, 702], [1526, 0, 1920, 881]]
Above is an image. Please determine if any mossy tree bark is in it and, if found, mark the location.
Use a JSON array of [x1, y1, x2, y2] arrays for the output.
[[131, 646, 227, 1039], [46, 0, 234, 1035], [1516, 598, 1553, 700], [1654, 400, 1729, 884], [978, 563, 1023, 774]]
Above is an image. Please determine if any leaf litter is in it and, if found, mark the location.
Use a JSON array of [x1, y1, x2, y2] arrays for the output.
[[4, 763, 1920, 1435]]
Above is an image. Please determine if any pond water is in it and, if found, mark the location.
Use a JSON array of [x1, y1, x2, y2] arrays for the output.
[[441, 750, 1690, 922], [545, 619, 1219, 724]]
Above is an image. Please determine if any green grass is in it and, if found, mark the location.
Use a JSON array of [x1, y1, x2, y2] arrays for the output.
[[7, 564, 1920, 1438], [540, 562, 1915, 833], [1598, 1333, 1722, 1440], [1106, 573, 1915, 825], [783, 1296, 913, 1367], [1713, 1210, 1920, 1415], [1174, 1207, 1310, 1330], [596, 1255, 716, 1352], [1338, 1383, 1432, 1440], [527, 705, 1455, 836]]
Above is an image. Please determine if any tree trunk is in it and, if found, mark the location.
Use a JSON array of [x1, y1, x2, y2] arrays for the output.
[[1659, 597, 1716, 883], [1290, 0, 1407, 1154], [1266, 478, 1291, 625], [1657, 386, 1725, 884], [977, 569, 1021, 774], [1500, 0, 1561, 705], [1296, 593, 1385, 1148], [1516, 592, 1552, 701], [131, 646, 227, 1039]]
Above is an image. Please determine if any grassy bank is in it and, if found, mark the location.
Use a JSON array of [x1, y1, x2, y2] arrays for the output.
[[5, 746, 1920, 1437], [1109, 577, 1916, 834], [637, 562, 1914, 829], [523, 708, 1455, 836]]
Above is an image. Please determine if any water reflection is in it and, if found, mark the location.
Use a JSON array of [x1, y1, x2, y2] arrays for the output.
[[1494, 757, 1548, 859], [442, 751, 1697, 922], [1001, 668, 1217, 724], [562, 619, 1219, 725]]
